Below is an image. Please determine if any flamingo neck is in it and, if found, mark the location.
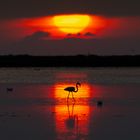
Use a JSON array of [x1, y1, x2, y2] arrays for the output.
[[74, 85, 78, 92]]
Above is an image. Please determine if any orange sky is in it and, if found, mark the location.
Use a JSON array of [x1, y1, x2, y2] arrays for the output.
[[0, 14, 140, 55], [22, 14, 107, 38], [1, 14, 140, 41]]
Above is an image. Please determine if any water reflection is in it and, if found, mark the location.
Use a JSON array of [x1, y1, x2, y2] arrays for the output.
[[54, 83, 90, 140], [55, 102, 90, 139], [66, 101, 77, 130], [0, 68, 140, 140]]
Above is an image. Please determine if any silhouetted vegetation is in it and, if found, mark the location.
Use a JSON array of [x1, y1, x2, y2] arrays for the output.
[[0, 55, 140, 67]]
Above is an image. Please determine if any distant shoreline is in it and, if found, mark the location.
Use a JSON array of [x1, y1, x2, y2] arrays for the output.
[[0, 55, 140, 67]]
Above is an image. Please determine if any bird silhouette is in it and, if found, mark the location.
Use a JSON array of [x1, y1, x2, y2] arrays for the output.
[[64, 82, 81, 100], [65, 101, 78, 129]]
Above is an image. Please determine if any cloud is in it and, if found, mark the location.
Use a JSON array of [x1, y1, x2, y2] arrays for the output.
[[1, 34, 140, 55], [66, 33, 73, 37], [65, 33, 82, 39], [84, 32, 96, 37], [23, 31, 51, 42], [66, 32, 95, 38], [77, 33, 82, 36], [0, 0, 140, 19]]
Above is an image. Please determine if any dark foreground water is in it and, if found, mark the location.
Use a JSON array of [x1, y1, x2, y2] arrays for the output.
[[0, 68, 140, 140]]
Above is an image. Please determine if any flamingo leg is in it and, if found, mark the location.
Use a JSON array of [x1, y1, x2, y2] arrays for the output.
[[72, 92, 75, 101], [67, 92, 70, 100]]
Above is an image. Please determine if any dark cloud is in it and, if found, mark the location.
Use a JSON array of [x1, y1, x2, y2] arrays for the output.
[[2, 36, 140, 56], [0, 0, 140, 19], [77, 33, 82, 36], [66, 33, 82, 38], [66, 32, 95, 38], [23, 31, 51, 42], [84, 32, 96, 37], [66, 33, 73, 37]]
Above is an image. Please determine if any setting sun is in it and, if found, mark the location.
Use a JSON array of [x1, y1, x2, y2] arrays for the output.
[[53, 14, 91, 34]]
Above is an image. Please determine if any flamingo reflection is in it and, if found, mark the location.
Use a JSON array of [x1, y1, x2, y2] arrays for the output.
[[65, 101, 78, 130], [64, 82, 81, 101], [55, 102, 90, 140], [65, 100, 80, 140]]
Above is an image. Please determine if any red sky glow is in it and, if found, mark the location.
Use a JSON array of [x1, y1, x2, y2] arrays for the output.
[[0, 14, 140, 55]]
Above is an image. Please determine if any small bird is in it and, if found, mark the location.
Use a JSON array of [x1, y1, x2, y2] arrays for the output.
[[64, 82, 81, 100], [7, 88, 13, 92], [97, 100, 103, 107]]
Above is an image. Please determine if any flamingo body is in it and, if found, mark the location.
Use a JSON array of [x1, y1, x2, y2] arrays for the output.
[[64, 82, 81, 100], [64, 87, 75, 92]]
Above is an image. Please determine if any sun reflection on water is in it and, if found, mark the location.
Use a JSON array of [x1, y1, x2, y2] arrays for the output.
[[55, 102, 90, 140], [54, 81, 91, 139]]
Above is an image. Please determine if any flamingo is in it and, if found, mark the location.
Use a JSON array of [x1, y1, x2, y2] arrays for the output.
[[64, 82, 81, 100]]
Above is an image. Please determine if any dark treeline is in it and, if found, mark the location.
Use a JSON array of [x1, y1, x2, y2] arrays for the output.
[[0, 55, 140, 67]]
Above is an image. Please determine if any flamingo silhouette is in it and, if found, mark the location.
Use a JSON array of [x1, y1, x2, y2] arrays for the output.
[[65, 101, 78, 130], [64, 82, 81, 100]]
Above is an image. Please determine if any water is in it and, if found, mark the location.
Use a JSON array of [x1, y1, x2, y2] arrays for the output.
[[0, 67, 140, 140]]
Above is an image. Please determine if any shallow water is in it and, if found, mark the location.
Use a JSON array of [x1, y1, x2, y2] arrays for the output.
[[0, 67, 140, 140]]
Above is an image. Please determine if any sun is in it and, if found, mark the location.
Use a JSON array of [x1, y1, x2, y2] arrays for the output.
[[53, 14, 91, 34]]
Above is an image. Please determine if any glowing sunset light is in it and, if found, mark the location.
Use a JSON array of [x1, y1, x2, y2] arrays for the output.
[[55, 105, 90, 138], [55, 83, 90, 98], [53, 15, 91, 34], [21, 15, 106, 38]]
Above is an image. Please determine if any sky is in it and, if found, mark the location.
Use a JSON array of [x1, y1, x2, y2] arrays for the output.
[[0, 0, 140, 55]]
